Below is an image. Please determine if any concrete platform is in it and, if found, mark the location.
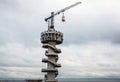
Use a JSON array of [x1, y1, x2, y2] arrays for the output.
[[26, 79, 42, 82]]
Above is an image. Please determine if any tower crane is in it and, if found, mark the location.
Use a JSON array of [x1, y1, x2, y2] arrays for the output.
[[41, 2, 82, 82], [45, 1, 82, 29]]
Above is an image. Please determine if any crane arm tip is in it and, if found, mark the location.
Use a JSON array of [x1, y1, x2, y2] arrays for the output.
[[77, 1, 82, 4]]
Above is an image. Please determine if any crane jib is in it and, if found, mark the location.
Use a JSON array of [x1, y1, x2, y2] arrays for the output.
[[45, 1, 82, 22]]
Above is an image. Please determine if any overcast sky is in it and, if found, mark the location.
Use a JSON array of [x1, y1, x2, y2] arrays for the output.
[[0, 0, 120, 79]]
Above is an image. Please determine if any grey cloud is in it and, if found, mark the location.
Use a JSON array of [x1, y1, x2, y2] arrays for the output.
[[0, 67, 43, 79], [63, 30, 120, 45], [0, 53, 43, 67], [0, 0, 120, 47], [0, 43, 44, 67], [62, 16, 120, 45], [0, 67, 38, 75], [0, 0, 18, 10], [97, 63, 112, 67], [0, 0, 120, 78]]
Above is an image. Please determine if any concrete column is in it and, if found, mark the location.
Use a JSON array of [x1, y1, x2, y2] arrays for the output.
[[41, 29, 63, 82]]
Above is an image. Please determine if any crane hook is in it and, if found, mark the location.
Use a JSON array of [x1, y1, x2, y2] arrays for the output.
[[62, 13, 65, 22]]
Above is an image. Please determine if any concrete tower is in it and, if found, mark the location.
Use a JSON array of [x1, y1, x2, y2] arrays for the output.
[[40, 2, 81, 81], [41, 12, 63, 82]]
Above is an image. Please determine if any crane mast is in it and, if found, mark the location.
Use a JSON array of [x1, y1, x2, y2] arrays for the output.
[[45, 1, 82, 29]]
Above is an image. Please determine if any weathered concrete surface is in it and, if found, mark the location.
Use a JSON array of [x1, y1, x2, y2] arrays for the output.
[[41, 27, 63, 82], [26, 80, 42, 82]]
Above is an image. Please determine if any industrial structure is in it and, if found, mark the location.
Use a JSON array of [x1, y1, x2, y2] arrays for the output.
[[41, 15, 63, 82], [41, 2, 81, 82]]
